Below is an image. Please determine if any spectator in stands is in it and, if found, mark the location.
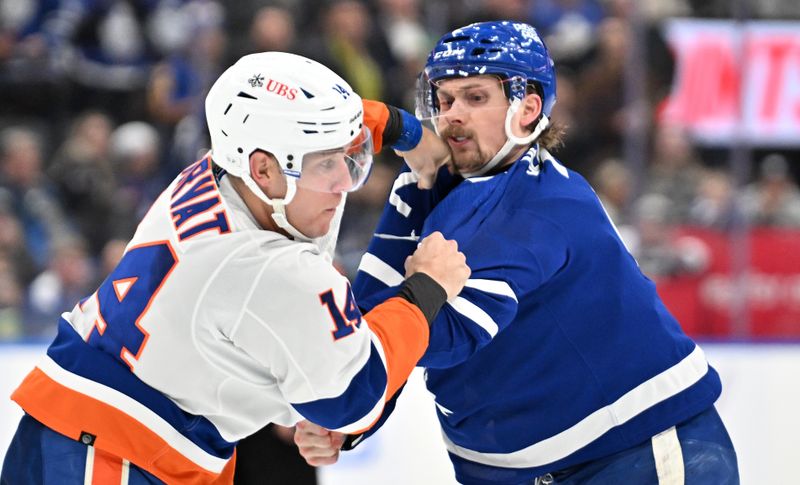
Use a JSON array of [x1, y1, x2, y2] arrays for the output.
[[529, 0, 606, 63], [109, 121, 167, 240], [41, 0, 165, 121], [0, 127, 72, 270], [575, 17, 629, 158], [545, 69, 595, 173], [454, 0, 529, 27], [592, 157, 633, 226], [304, 0, 393, 104], [25, 236, 94, 338], [47, 111, 117, 256], [146, 0, 226, 174], [643, 122, 705, 223], [375, 0, 431, 108], [0, 202, 30, 339], [630, 194, 710, 279], [0, 255, 24, 339], [688, 169, 741, 230], [740, 153, 800, 227], [0, 202, 38, 287], [248, 6, 297, 54], [0, 0, 66, 119]]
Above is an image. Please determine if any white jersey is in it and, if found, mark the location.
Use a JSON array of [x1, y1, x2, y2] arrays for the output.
[[12, 156, 429, 484]]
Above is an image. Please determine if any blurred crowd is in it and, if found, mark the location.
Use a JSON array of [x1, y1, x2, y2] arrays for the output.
[[1, 0, 799, 339]]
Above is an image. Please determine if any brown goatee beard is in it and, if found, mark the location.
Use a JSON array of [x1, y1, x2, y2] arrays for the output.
[[439, 125, 488, 175]]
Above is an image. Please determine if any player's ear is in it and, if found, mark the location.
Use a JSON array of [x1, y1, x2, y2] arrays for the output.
[[519, 93, 542, 128], [511, 93, 543, 138], [249, 150, 286, 196]]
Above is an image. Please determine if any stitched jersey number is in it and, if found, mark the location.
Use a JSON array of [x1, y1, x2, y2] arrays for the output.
[[319, 284, 362, 340], [87, 241, 178, 370]]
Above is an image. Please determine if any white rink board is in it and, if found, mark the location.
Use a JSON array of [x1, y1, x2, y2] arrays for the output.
[[321, 343, 800, 485], [1, 343, 798, 484]]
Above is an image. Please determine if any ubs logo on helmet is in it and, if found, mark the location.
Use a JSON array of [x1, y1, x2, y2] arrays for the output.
[[265, 78, 297, 100], [248, 73, 264, 87]]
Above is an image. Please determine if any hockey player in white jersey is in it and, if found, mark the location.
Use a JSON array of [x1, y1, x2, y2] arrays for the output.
[[1, 52, 469, 485]]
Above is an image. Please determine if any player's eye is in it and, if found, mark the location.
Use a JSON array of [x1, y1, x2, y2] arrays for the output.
[[467, 92, 487, 104], [318, 158, 337, 171], [437, 94, 454, 111]]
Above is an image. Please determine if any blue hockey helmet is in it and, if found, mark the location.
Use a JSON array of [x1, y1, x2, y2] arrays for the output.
[[418, 20, 556, 120], [416, 21, 557, 177]]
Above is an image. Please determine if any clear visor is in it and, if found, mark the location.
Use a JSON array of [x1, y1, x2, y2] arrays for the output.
[[293, 125, 374, 193], [415, 71, 438, 122], [415, 71, 526, 126]]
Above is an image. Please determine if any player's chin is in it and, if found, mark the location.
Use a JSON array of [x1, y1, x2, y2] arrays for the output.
[[452, 155, 487, 176], [306, 214, 335, 238]]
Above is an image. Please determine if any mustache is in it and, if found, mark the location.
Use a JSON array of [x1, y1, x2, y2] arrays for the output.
[[440, 126, 474, 140]]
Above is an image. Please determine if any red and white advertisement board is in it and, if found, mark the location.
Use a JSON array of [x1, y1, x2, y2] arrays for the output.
[[661, 19, 800, 146], [655, 227, 800, 337]]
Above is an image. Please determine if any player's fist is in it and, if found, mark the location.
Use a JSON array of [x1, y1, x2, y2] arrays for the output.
[[405, 231, 470, 300], [294, 420, 345, 467]]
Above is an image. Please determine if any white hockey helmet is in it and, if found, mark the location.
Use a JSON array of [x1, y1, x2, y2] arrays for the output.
[[205, 52, 372, 239]]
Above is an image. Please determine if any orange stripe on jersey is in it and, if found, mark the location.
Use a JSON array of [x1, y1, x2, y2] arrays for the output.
[[362, 296, 429, 400], [92, 447, 124, 485], [11, 368, 236, 485]]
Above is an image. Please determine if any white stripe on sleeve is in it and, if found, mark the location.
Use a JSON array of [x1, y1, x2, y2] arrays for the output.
[[447, 297, 499, 338], [358, 253, 404, 287], [465, 279, 518, 302], [388, 172, 419, 217]]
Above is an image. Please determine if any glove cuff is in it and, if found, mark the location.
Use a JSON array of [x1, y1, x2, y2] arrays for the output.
[[390, 107, 423, 152]]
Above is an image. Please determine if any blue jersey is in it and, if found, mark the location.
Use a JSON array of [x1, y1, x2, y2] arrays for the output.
[[353, 147, 722, 482]]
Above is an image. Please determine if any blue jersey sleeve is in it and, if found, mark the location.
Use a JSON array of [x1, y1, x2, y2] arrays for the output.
[[353, 163, 456, 311], [421, 213, 568, 368], [355, 165, 569, 369]]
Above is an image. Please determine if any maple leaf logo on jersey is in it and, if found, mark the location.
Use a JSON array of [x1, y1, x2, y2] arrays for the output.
[[248, 73, 264, 87]]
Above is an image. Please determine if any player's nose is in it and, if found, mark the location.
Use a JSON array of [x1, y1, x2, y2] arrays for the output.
[[329, 157, 353, 193]]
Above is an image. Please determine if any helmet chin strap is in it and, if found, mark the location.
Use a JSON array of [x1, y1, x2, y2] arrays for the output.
[[242, 175, 314, 242], [460, 98, 551, 178]]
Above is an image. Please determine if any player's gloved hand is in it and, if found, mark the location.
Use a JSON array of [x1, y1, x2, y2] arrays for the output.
[[295, 420, 345, 467], [362, 99, 449, 190], [362, 99, 393, 154], [405, 231, 470, 300]]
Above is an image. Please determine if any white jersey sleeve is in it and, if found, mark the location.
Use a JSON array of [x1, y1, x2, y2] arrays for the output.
[[226, 242, 428, 433]]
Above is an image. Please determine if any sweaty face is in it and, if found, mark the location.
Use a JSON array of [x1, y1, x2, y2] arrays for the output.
[[435, 75, 510, 175]]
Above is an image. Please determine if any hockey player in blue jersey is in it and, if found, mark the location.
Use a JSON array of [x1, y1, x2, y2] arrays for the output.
[[295, 21, 739, 484]]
